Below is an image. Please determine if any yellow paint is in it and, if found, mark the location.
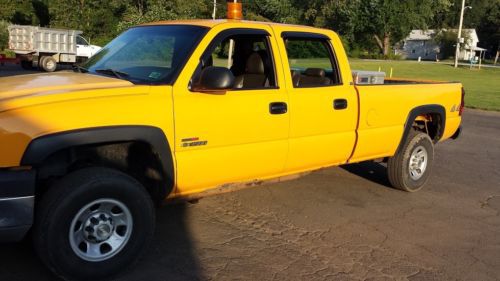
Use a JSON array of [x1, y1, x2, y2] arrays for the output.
[[0, 20, 462, 199]]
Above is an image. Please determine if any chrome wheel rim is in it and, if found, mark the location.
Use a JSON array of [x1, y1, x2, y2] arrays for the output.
[[46, 60, 55, 69], [69, 199, 133, 262], [408, 145, 428, 181]]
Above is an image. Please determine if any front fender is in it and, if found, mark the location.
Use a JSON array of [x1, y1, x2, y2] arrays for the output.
[[21, 125, 175, 198]]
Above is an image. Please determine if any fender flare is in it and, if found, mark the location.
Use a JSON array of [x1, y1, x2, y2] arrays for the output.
[[396, 104, 446, 153], [21, 125, 174, 198]]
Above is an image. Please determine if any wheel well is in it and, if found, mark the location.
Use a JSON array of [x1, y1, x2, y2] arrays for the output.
[[412, 113, 443, 142], [35, 141, 169, 206]]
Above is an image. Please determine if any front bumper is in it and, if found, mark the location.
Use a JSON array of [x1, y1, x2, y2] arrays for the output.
[[0, 169, 35, 242]]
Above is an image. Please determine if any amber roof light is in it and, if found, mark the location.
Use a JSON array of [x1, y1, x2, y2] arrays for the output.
[[227, 0, 243, 20]]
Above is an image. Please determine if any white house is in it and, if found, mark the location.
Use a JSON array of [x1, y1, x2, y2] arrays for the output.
[[398, 29, 483, 61]]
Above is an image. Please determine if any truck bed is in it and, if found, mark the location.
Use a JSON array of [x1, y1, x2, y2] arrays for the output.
[[8, 25, 81, 55], [377, 78, 460, 85]]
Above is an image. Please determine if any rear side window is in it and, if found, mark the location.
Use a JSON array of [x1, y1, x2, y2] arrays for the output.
[[284, 37, 341, 87]]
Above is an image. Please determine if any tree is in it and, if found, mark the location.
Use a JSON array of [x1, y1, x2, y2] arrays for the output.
[[476, 0, 499, 55], [47, 0, 127, 45], [433, 29, 471, 59], [0, 20, 9, 50], [117, 0, 210, 32], [0, 0, 38, 25], [355, 0, 452, 56], [243, 0, 299, 23]]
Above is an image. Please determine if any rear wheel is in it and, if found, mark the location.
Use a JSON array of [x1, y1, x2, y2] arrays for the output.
[[40, 56, 57, 72], [33, 167, 155, 280], [387, 130, 434, 192]]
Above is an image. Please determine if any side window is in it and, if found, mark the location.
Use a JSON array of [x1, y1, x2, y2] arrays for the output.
[[76, 36, 88, 46], [195, 33, 277, 90], [284, 37, 341, 87]]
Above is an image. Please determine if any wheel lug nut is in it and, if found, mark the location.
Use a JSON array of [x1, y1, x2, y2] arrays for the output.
[[99, 214, 106, 220], [90, 217, 99, 225], [85, 226, 93, 232]]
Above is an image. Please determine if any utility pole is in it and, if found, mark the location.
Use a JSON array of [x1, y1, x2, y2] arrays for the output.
[[495, 47, 499, 65], [454, 0, 466, 68], [212, 0, 217, 20], [227, 0, 239, 68]]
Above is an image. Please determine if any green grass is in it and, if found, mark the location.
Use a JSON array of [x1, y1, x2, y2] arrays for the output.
[[349, 60, 500, 111]]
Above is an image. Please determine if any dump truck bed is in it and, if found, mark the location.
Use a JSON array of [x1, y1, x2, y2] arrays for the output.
[[8, 25, 81, 55]]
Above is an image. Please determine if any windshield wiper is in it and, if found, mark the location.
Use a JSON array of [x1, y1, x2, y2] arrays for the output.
[[73, 65, 89, 73], [95, 68, 129, 80]]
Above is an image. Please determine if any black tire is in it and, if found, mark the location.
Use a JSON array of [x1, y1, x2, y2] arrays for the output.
[[40, 56, 57, 72], [387, 130, 434, 192], [33, 167, 155, 281]]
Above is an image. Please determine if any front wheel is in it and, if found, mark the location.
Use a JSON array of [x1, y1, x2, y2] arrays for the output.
[[33, 167, 155, 280], [387, 131, 434, 192]]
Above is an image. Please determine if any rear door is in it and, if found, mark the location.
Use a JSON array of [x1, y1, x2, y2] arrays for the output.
[[172, 25, 289, 195], [275, 30, 358, 172]]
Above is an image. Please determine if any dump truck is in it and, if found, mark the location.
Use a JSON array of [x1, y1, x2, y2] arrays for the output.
[[0, 19, 463, 281], [8, 25, 101, 72]]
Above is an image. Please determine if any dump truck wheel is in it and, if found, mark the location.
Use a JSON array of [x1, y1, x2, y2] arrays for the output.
[[41, 56, 57, 72]]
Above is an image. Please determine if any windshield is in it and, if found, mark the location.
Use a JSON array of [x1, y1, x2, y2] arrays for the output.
[[81, 25, 208, 85]]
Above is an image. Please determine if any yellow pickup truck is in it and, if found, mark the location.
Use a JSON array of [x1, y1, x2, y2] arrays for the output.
[[0, 20, 463, 280]]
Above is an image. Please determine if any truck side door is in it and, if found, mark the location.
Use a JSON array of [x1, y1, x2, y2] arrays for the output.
[[275, 30, 358, 172], [76, 36, 92, 58], [172, 26, 289, 195]]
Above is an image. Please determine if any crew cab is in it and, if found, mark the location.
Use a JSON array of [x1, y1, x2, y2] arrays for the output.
[[0, 20, 463, 280]]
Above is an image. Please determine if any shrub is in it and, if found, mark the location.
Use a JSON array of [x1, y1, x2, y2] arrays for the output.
[[0, 20, 9, 51]]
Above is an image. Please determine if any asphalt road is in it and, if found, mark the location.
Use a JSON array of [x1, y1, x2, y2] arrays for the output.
[[1, 65, 499, 280]]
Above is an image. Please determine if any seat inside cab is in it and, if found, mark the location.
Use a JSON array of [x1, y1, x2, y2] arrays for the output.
[[202, 34, 276, 89]]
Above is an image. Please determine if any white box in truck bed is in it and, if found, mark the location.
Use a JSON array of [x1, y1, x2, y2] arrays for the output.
[[8, 25, 81, 55]]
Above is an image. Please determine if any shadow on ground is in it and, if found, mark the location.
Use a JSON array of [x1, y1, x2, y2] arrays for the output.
[[341, 161, 393, 188], [0, 203, 202, 281]]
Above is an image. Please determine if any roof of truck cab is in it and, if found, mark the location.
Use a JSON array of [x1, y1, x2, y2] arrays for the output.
[[140, 19, 328, 32]]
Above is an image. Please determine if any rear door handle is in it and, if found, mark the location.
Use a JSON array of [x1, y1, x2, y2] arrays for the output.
[[333, 99, 348, 110], [269, 102, 287, 114]]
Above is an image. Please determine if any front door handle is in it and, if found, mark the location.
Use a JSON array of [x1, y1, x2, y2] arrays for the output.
[[333, 99, 348, 110], [269, 102, 287, 114]]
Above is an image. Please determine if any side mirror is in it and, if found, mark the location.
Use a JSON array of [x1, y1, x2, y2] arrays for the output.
[[191, 66, 234, 94]]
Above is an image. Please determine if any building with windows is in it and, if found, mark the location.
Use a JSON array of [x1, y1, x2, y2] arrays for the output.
[[398, 29, 483, 61]]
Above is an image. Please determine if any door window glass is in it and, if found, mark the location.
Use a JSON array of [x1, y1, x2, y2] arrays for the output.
[[196, 33, 277, 89], [284, 37, 341, 87], [76, 36, 89, 45]]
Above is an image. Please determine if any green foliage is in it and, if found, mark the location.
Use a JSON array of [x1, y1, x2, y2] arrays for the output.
[[0, 0, 38, 25], [286, 40, 329, 59], [0, 0, 497, 58], [243, 0, 299, 24], [432, 30, 458, 60], [477, 1, 500, 52], [0, 20, 9, 51], [432, 30, 471, 60], [117, 0, 210, 32]]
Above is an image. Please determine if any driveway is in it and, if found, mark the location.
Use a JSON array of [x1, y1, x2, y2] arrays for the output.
[[0, 65, 499, 280]]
